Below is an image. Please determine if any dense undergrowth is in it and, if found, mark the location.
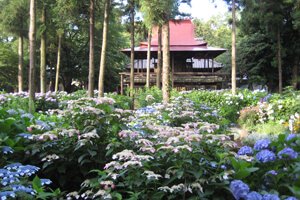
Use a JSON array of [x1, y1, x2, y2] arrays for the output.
[[0, 88, 299, 199]]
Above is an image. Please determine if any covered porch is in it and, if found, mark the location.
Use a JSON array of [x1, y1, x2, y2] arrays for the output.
[[120, 20, 228, 93]]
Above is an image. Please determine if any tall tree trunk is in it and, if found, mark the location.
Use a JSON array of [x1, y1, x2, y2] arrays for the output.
[[129, 0, 135, 97], [98, 0, 110, 97], [29, 0, 36, 113], [156, 25, 162, 89], [162, 22, 170, 104], [40, 7, 46, 94], [277, 28, 282, 93], [55, 34, 62, 92], [231, 0, 237, 95], [88, 0, 95, 97], [18, 33, 24, 93], [146, 28, 152, 88], [292, 57, 299, 89]]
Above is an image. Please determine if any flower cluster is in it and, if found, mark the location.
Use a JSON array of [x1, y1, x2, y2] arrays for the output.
[[230, 180, 250, 199], [238, 146, 253, 156], [230, 180, 297, 200], [278, 147, 298, 159], [256, 149, 276, 163], [0, 163, 52, 199], [1, 146, 14, 155], [254, 139, 271, 151]]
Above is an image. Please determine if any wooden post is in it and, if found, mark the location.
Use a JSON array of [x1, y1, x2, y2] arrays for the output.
[[141, 59, 143, 72], [120, 74, 124, 95], [172, 53, 175, 88], [207, 59, 209, 68], [212, 58, 214, 73]]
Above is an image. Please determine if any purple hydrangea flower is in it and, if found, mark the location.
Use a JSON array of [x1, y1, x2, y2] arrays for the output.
[[286, 134, 297, 141], [238, 146, 253, 156], [230, 180, 250, 200], [246, 191, 262, 200], [254, 139, 271, 151], [256, 150, 276, 163], [262, 194, 280, 200], [278, 147, 298, 159]]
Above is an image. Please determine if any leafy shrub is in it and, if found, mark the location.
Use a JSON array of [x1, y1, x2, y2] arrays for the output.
[[134, 87, 162, 108], [238, 106, 259, 130]]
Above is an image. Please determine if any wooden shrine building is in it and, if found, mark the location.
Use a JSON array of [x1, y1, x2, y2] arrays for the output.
[[120, 19, 228, 92]]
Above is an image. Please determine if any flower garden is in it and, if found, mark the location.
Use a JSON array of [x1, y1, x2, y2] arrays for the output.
[[0, 88, 300, 200]]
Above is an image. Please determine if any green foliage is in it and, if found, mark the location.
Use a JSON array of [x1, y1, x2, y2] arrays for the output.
[[237, 0, 300, 91], [134, 87, 162, 108], [0, 40, 19, 91], [194, 15, 231, 49]]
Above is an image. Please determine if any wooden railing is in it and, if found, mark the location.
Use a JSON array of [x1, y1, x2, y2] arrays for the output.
[[119, 72, 230, 93]]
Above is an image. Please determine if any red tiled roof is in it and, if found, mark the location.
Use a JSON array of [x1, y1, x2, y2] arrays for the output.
[[140, 19, 207, 47], [121, 19, 226, 58]]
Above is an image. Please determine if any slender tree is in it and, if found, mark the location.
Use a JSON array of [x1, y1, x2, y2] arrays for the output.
[[277, 27, 282, 93], [156, 25, 162, 88], [140, 0, 191, 103], [29, 0, 36, 113], [18, 29, 24, 93], [146, 28, 152, 88], [40, 5, 47, 93], [129, 0, 135, 97], [162, 22, 170, 103], [98, 0, 110, 97], [0, 0, 28, 92], [88, 0, 95, 97], [231, 0, 237, 95], [55, 30, 63, 92]]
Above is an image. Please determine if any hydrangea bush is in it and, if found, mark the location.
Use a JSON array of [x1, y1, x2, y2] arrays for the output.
[[230, 134, 300, 199], [0, 89, 299, 199]]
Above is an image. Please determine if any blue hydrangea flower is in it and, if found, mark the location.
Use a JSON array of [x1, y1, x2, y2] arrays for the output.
[[0, 169, 9, 177], [20, 113, 34, 119], [40, 179, 52, 186], [262, 194, 280, 200], [278, 147, 298, 159], [266, 170, 277, 176], [221, 165, 227, 170], [17, 165, 40, 176], [0, 191, 16, 199], [286, 134, 297, 141], [285, 197, 298, 200], [6, 109, 18, 115], [1, 146, 14, 154], [1, 177, 20, 186], [256, 150, 276, 163], [254, 139, 271, 151], [17, 133, 34, 139], [11, 185, 36, 195], [210, 162, 217, 168], [230, 180, 250, 200], [4, 163, 22, 170], [238, 146, 253, 156], [246, 191, 262, 200]]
